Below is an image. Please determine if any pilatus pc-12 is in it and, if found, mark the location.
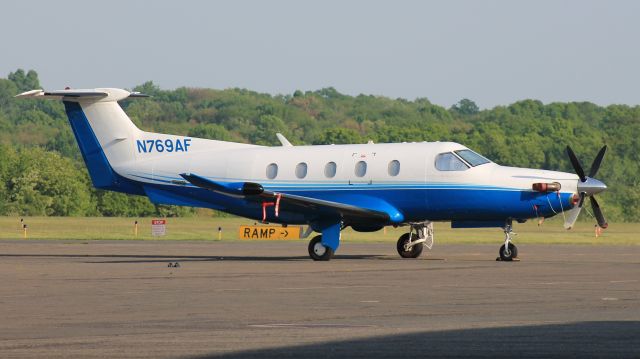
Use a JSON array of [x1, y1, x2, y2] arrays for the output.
[[17, 88, 608, 261]]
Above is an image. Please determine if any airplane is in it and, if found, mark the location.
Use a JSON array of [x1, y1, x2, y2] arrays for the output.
[[16, 88, 608, 261]]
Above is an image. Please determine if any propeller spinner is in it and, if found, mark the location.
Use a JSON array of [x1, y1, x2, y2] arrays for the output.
[[564, 145, 608, 229]]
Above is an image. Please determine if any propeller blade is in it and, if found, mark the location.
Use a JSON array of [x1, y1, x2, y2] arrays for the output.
[[564, 205, 582, 230], [566, 146, 586, 182], [590, 196, 608, 229], [577, 192, 586, 208], [588, 145, 607, 178]]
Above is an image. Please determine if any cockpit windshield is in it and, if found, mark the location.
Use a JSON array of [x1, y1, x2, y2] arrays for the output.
[[454, 149, 491, 167]]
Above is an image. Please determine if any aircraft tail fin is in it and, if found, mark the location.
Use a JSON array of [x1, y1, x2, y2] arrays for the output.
[[16, 88, 146, 194]]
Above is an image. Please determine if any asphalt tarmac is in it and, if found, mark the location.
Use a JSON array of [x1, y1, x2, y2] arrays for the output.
[[1, 239, 639, 358]]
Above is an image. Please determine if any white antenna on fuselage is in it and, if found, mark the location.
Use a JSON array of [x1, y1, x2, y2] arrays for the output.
[[276, 133, 293, 147]]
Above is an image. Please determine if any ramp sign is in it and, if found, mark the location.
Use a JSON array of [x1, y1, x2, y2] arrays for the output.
[[151, 219, 167, 236], [239, 225, 301, 240]]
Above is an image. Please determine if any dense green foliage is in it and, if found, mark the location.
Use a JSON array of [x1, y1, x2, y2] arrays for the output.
[[0, 70, 638, 221]]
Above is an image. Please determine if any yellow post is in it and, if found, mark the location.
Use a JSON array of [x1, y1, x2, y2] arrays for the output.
[[23, 224, 27, 239], [134, 220, 138, 237], [217, 226, 222, 240]]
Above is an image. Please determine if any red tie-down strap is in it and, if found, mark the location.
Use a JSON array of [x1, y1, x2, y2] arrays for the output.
[[261, 193, 282, 222]]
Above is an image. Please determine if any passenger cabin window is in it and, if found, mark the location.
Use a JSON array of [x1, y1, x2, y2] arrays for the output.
[[454, 149, 490, 167], [355, 161, 367, 177], [266, 163, 278, 179], [295, 162, 308, 179], [324, 162, 337, 178], [435, 153, 469, 171], [388, 160, 400, 176]]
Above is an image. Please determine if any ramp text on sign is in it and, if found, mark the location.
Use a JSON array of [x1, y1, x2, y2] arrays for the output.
[[238, 226, 301, 240]]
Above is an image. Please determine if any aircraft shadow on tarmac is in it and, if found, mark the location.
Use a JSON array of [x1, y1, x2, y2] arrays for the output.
[[0, 253, 393, 263], [191, 321, 640, 359]]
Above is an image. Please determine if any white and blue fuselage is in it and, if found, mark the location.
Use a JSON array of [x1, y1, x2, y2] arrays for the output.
[[18, 88, 596, 260]]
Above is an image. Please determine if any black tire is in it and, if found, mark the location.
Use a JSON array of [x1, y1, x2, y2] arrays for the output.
[[396, 233, 424, 258], [308, 235, 334, 261], [499, 243, 518, 261]]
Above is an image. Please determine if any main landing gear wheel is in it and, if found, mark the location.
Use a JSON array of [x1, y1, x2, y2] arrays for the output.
[[308, 235, 334, 261], [499, 242, 518, 261], [396, 233, 424, 258]]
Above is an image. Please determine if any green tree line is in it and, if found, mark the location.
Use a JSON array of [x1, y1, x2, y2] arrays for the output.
[[1, 69, 638, 221]]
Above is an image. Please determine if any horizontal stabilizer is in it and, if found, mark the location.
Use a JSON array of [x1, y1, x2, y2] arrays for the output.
[[15, 88, 148, 102], [16, 89, 108, 99]]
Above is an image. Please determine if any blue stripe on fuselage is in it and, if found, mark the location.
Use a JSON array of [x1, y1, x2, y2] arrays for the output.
[[132, 178, 572, 224]]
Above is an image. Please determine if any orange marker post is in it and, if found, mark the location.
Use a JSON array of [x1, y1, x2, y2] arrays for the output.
[[134, 220, 139, 237], [595, 225, 602, 238]]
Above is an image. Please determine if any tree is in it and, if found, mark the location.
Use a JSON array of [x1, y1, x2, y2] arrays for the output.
[[313, 128, 363, 145], [4, 148, 92, 216], [451, 98, 479, 115], [8, 69, 40, 92], [249, 115, 289, 145], [96, 191, 156, 217], [188, 124, 233, 141], [0, 79, 18, 106]]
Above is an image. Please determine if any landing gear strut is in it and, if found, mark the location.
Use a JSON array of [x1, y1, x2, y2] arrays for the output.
[[396, 222, 433, 258], [498, 222, 518, 261]]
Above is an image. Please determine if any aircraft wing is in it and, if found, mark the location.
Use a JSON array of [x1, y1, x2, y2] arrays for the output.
[[180, 173, 402, 224]]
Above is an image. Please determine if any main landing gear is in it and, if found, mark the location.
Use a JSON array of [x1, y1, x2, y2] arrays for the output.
[[306, 221, 341, 261], [308, 235, 334, 261], [498, 222, 518, 261], [396, 222, 434, 258]]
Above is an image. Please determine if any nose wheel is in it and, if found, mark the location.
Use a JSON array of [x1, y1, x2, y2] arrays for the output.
[[308, 235, 334, 261]]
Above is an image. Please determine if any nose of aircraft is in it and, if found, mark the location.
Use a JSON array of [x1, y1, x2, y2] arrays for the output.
[[577, 177, 607, 195]]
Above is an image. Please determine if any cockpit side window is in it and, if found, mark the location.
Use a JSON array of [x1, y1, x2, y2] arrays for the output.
[[435, 152, 469, 171], [454, 149, 490, 167]]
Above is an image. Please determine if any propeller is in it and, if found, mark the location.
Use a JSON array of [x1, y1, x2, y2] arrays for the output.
[[564, 145, 608, 230]]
